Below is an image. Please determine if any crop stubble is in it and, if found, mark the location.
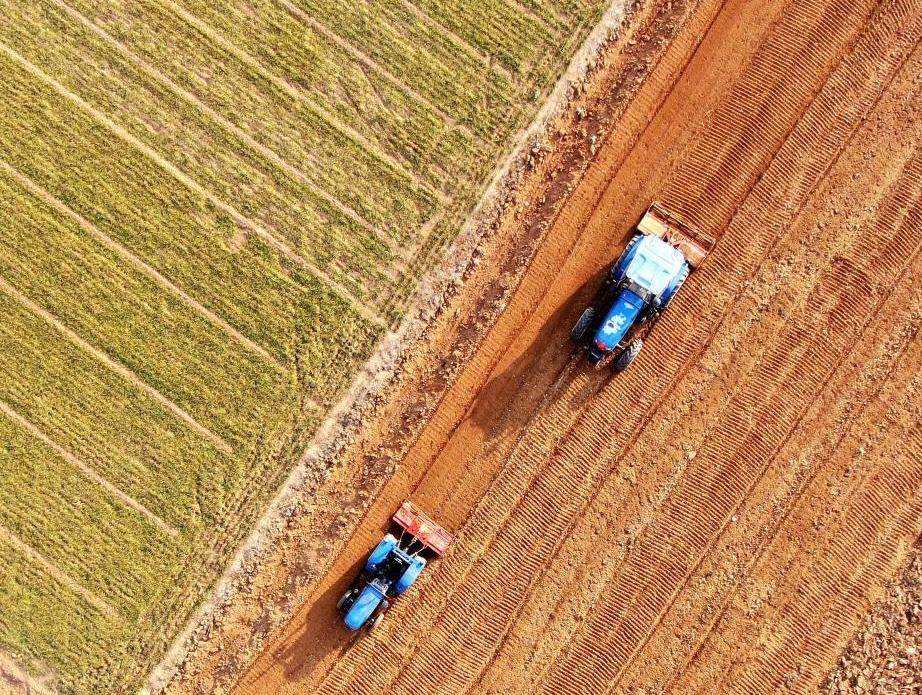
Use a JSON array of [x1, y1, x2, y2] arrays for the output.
[[0, 0, 607, 691]]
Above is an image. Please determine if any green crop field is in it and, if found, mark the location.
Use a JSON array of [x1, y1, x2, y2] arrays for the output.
[[0, 0, 606, 691]]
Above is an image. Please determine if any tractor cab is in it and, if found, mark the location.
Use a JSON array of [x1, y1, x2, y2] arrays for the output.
[[338, 502, 452, 632], [572, 203, 714, 370], [619, 234, 687, 296]]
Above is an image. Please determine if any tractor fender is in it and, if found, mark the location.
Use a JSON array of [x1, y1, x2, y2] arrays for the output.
[[366, 534, 398, 573], [343, 583, 386, 631], [394, 556, 427, 595]]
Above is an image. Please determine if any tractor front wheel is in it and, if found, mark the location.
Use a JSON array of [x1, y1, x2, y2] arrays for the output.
[[614, 339, 643, 372], [570, 307, 597, 343]]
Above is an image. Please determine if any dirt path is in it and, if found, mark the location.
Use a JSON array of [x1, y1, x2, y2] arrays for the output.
[[184, 0, 921, 691]]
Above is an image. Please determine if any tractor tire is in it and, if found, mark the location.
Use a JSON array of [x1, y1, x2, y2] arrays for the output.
[[614, 339, 643, 372], [570, 307, 597, 343], [336, 589, 355, 611], [367, 602, 388, 632]]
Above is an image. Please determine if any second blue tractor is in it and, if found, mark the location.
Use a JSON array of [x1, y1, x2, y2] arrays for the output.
[[338, 501, 451, 632]]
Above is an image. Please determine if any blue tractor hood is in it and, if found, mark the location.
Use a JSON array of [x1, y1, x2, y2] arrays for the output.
[[594, 288, 645, 351], [344, 583, 385, 631]]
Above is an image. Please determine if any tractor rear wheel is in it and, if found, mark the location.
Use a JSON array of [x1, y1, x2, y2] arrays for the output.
[[367, 601, 389, 632], [336, 589, 355, 610], [570, 307, 596, 343], [614, 339, 643, 371]]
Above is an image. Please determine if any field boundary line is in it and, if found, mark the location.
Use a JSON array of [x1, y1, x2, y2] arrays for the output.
[[0, 41, 386, 329], [0, 275, 233, 457], [155, 0, 443, 199], [277, 0, 478, 145], [145, 0, 633, 686], [0, 400, 179, 539], [50, 0, 408, 265], [314, 1, 734, 687], [0, 649, 56, 695], [371, 0, 740, 678], [0, 157, 287, 375], [397, 0, 726, 508], [0, 522, 119, 619]]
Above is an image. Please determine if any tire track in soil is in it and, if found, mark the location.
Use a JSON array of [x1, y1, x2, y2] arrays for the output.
[[637, 298, 920, 694], [479, 65, 921, 694], [774, 454, 921, 687], [312, 0, 904, 686], [685, 159, 920, 682], [621, 152, 922, 692]]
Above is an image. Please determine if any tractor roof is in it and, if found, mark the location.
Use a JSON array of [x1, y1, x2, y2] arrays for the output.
[[624, 235, 686, 296]]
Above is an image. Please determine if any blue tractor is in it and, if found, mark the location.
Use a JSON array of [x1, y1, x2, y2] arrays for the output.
[[570, 203, 714, 370], [337, 501, 452, 632]]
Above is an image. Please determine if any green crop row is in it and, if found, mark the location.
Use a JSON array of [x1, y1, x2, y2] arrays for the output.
[[1, 2, 422, 291], [63, 0, 478, 189], [410, 0, 560, 74], [0, 52, 382, 376], [167, 0, 495, 171], [42, 0, 448, 223], [0, 534, 123, 685], [0, 291, 240, 529], [277, 0, 518, 135], [0, 415, 179, 615], [0, 170, 288, 446], [513, 0, 603, 29]]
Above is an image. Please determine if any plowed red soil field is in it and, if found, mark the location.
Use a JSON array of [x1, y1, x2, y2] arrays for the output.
[[228, 0, 921, 692]]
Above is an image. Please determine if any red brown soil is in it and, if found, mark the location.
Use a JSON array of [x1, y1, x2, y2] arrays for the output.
[[167, 0, 922, 691], [823, 540, 922, 694]]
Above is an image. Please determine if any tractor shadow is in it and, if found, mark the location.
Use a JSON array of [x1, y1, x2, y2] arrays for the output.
[[273, 266, 613, 683], [464, 264, 613, 443], [275, 553, 369, 681]]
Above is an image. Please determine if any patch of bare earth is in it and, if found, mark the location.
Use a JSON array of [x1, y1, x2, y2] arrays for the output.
[[0, 652, 55, 695], [823, 541, 922, 695]]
